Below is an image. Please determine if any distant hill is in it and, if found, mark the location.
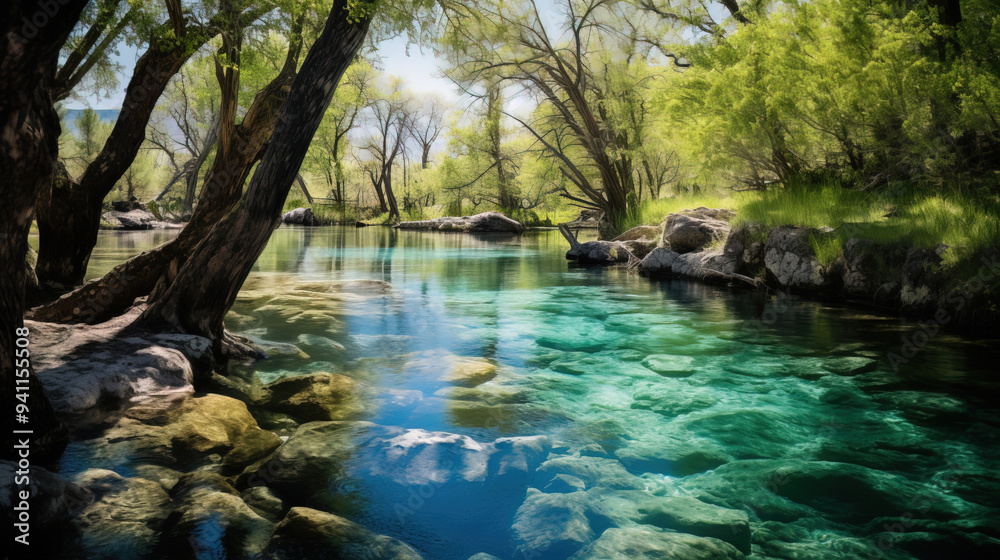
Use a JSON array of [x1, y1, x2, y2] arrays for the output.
[[63, 108, 120, 133]]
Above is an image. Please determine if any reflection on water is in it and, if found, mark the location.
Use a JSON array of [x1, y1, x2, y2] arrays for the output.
[[74, 225, 1000, 560]]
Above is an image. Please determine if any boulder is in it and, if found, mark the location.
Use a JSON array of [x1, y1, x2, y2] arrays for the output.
[[28, 315, 213, 413], [841, 238, 907, 302], [566, 240, 633, 264], [722, 221, 768, 276], [442, 357, 499, 387], [638, 248, 736, 280], [637, 496, 751, 554], [512, 489, 595, 558], [91, 394, 282, 474], [263, 507, 423, 560], [900, 245, 948, 311], [70, 469, 171, 559], [161, 472, 274, 558], [395, 211, 525, 233], [1, 461, 91, 545], [281, 207, 319, 226], [246, 421, 549, 558], [613, 225, 662, 259], [763, 226, 837, 290], [569, 527, 744, 560], [661, 212, 732, 253], [261, 373, 364, 422], [101, 208, 182, 230]]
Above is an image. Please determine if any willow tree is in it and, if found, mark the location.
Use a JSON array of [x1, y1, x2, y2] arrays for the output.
[[1, 0, 90, 462], [361, 78, 415, 220], [442, 0, 672, 234]]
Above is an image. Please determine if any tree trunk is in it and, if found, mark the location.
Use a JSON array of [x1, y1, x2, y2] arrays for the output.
[[138, 0, 372, 356], [35, 22, 224, 290], [30, 39, 299, 324], [1, 0, 89, 462], [181, 116, 220, 218], [384, 165, 401, 219]]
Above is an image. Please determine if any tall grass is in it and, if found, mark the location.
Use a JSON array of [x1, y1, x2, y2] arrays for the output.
[[620, 193, 733, 231], [631, 179, 1000, 267]]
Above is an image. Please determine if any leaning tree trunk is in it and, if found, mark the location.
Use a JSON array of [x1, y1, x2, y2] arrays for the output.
[[138, 0, 372, 357], [30, 35, 300, 325], [384, 166, 401, 220], [34, 19, 228, 290], [1, 0, 89, 462]]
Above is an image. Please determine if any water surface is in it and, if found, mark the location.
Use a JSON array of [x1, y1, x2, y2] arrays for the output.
[[73, 226, 1000, 559]]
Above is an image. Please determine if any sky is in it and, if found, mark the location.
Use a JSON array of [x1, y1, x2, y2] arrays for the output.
[[64, 35, 460, 110]]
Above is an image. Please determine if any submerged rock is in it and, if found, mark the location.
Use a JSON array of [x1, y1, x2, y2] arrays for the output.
[[162, 472, 274, 558], [395, 211, 525, 233], [569, 527, 743, 560], [260, 373, 364, 422], [281, 207, 319, 226], [69, 469, 172, 559], [441, 357, 499, 387], [263, 507, 423, 560], [637, 496, 751, 554], [92, 394, 282, 475]]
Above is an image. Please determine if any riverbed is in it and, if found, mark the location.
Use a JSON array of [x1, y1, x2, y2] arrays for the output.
[[56, 226, 1000, 559]]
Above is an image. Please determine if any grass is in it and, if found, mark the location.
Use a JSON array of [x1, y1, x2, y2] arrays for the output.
[[620, 193, 734, 231], [632, 179, 1000, 269]]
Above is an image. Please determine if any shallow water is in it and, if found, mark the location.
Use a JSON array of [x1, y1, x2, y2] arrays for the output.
[[70, 226, 1000, 559]]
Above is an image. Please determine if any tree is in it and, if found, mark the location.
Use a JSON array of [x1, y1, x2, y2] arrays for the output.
[[1, 0, 90, 462], [71, 108, 113, 166], [361, 78, 415, 220], [442, 0, 676, 233], [411, 93, 447, 168], [138, 0, 375, 356], [31, 4, 306, 325], [34, 0, 274, 290], [305, 60, 377, 204]]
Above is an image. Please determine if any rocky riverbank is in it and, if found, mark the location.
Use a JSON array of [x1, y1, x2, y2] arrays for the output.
[[565, 208, 1000, 334]]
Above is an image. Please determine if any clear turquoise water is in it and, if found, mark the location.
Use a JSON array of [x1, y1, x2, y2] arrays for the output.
[[74, 226, 1000, 559]]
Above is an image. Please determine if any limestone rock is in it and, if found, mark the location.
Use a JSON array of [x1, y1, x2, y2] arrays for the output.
[[281, 207, 319, 226], [70, 469, 171, 558], [442, 357, 499, 388], [900, 246, 947, 311], [93, 394, 282, 474], [261, 373, 364, 422], [661, 212, 732, 253], [566, 240, 633, 264], [29, 316, 212, 413], [763, 226, 836, 290], [613, 225, 662, 258], [162, 472, 274, 558], [569, 527, 744, 560], [722, 221, 767, 276], [395, 211, 525, 233], [637, 496, 751, 554], [638, 248, 736, 280], [841, 238, 906, 302], [512, 489, 595, 558], [101, 208, 182, 230], [263, 507, 423, 559]]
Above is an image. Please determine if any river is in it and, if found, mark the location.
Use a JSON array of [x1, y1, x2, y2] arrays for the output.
[[59, 226, 1000, 559]]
